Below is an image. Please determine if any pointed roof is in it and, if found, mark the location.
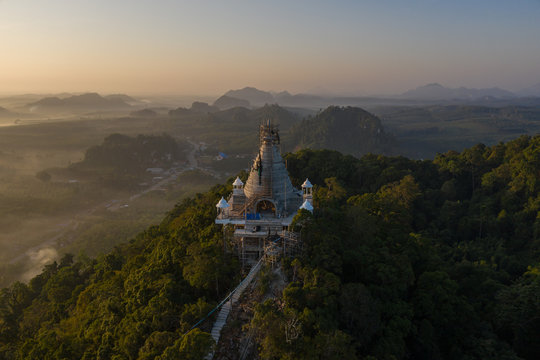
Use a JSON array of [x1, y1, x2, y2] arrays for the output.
[[299, 199, 313, 212], [302, 178, 313, 188], [216, 197, 230, 208], [243, 121, 301, 214], [233, 176, 244, 186]]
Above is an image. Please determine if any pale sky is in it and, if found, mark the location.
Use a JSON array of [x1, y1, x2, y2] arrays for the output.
[[1, 0, 539, 96]]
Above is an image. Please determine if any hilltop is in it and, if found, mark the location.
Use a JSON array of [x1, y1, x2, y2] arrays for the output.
[[213, 95, 250, 110], [1, 135, 540, 359], [68, 133, 188, 188], [26, 93, 133, 113], [224, 87, 274, 106], [288, 106, 396, 156]]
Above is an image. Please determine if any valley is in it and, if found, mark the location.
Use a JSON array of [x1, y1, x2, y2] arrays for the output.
[[1, 93, 540, 288]]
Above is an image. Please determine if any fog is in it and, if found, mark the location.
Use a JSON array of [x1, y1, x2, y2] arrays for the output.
[[0, 99, 223, 287], [2, 88, 540, 289], [22, 247, 59, 282]]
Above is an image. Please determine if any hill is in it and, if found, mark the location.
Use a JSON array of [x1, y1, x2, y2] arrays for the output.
[[518, 82, 540, 97], [2, 135, 540, 359], [288, 106, 395, 156], [207, 103, 300, 130], [224, 87, 275, 105], [190, 101, 219, 114], [167, 104, 302, 155], [105, 94, 140, 105], [27, 93, 132, 112], [0, 184, 236, 359], [129, 108, 158, 118], [213, 95, 250, 110], [69, 133, 188, 188]]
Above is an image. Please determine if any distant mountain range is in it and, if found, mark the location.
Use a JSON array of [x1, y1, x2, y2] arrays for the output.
[[214, 83, 540, 110], [26, 93, 136, 113], [216, 84, 540, 109], [517, 83, 540, 97], [400, 83, 515, 100]]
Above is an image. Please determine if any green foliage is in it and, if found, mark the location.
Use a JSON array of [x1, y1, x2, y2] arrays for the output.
[[3, 135, 540, 359], [69, 133, 188, 188], [0, 184, 237, 359], [251, 135, 540, 359], [156, 329, 214, 360]]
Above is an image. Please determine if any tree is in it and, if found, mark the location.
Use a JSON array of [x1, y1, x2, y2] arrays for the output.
[[157, 329, 213, 360]]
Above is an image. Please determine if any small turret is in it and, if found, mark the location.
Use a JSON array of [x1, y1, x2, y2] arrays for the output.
[[301, 178, 313, 205], [232, 176, 244, 195], [216, 197, 230, 217]]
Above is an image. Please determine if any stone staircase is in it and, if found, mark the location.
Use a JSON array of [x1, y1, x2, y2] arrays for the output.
[[205, 260, 263, 359]]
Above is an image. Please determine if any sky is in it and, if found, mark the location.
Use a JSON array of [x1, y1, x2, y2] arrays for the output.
[[1, 0, 540, 96]]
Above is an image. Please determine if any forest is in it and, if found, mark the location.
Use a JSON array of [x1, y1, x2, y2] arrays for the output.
[[67, 133, 188, 188], [1, 133, 539, 359]]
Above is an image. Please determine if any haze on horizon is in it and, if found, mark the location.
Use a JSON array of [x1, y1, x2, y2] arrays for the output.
[[1, 0, 540, 96]]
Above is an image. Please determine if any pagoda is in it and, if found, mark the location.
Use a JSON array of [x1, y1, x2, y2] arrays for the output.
[[215, 120, 312, 267]]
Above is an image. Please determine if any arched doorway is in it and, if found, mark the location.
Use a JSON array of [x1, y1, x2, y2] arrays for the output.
[[256, 199, 276, 216]]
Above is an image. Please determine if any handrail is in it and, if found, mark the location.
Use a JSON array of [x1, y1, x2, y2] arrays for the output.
[[185, 253, 265, 335]]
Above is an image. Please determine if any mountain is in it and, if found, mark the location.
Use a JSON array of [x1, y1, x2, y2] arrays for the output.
[[401, 83, 515, 100], [274, 90, 292, 99], [518, 83, 540, 97], [213, 95, 250, 110], [288, 106, 395, 157], [224, 87, 275, 105], [105, 94, 140, 105], [190, 101, 219, 114], [129, 108, 158, 118], [27, 93, 132, 112]]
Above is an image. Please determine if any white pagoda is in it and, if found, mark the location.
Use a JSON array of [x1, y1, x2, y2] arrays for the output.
[[216, 120, 312, 266]]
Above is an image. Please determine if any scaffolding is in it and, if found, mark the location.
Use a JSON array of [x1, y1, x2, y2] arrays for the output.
[[264, 230, 302, 268], [216, 118, 305, 271]]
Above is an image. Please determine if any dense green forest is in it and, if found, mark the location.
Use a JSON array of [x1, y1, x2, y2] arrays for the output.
[[254, 135, 540, 359], [1, 135, 540, 359], [68, 133, 188, 188], [0, 182, 238, 359]]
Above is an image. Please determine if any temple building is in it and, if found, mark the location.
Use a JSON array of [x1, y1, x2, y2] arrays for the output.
[[215, 120, 312, 267]]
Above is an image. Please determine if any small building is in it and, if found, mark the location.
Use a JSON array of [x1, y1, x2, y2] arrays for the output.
[[215, 120, 312, 267], [217, 152, 228, 160]]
